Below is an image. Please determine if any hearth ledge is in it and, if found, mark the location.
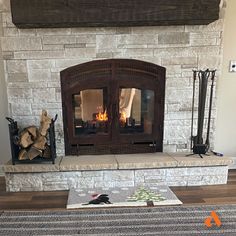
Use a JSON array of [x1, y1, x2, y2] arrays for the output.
[[3, 153, 233, 173], [3, 153, 233, 192]]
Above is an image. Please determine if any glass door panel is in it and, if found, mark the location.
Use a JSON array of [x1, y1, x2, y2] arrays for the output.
[[119, 88, 154, 134], [73, 88, 108, 135]]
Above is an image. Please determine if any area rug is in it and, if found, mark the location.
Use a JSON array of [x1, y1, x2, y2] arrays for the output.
[[67, 185, 182, 209], [1, 205, 236, 235]]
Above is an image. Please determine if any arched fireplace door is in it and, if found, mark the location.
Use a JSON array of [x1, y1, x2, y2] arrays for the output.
[[60, 59, 166, 155]]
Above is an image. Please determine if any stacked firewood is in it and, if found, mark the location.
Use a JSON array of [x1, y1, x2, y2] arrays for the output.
[[17, 110, 52, 160]]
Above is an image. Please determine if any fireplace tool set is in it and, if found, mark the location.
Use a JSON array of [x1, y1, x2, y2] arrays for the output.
[[188, 69, 216, 158]]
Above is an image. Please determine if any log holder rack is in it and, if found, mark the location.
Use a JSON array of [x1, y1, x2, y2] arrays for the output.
[[6, 115, 57, 165]]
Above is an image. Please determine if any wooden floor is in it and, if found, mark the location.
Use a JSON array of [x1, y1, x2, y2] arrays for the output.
[[1, 170, 236, 210]]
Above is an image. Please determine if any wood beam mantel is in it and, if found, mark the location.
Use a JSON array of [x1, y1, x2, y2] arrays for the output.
[[10, 0, 221, 28]]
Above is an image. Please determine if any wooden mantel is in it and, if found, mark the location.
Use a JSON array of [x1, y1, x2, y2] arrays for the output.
[[10, 0, 221, 28]]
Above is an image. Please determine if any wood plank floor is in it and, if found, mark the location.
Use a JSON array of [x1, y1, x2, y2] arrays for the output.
[[1, 170, 236, 210]]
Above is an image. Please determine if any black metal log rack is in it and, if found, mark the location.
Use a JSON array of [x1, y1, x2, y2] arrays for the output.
[[6, 115, 57, 165]]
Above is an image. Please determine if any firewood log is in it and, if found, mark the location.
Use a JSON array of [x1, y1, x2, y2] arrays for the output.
[[28, 146, 43, 160], [42, 144, 51, 158], [27, 126, 38, 141], [17, 110, 53, 161], [39, 110, 52, 136], [18, 129, 33, 148], [18, 149, 29, 160], [32, 135, 47, 150]]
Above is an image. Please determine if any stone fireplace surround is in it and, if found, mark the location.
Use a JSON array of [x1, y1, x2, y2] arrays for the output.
[[1, 1, 230, 192], [1, 1, 225, 155]]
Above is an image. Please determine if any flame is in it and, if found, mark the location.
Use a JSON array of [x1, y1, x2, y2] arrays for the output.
[[95, 108, 126, 123], [96, 110, 108, 121], [120, 111, 126, 123]]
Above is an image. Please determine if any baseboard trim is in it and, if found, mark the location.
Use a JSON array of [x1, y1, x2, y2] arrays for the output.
[[229, 157, 236, 170], [0, 165, 4, 176]]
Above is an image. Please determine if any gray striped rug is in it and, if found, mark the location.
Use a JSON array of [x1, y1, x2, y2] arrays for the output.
[[1, 205, 236, 235]]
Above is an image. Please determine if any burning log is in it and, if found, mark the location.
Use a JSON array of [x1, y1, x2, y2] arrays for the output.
[[96, 111, 108, 121]]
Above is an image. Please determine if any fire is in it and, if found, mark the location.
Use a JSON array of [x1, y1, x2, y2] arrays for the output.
[[96, 110, 108, 121], [95, 108, 126, 123], [120, 111, 126, 123]]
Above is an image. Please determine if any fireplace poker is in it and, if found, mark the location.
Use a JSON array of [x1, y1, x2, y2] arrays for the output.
[[190, 70, 197, 150], [205, 70, 216, 147], [197, 70, 210, 145]]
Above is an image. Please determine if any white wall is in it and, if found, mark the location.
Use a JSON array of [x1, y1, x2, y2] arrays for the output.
[[215, 0, 236, 156], [0, 6, 11, 165]]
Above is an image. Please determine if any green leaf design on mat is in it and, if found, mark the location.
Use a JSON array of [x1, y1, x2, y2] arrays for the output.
[[127, 187, 166, 202]]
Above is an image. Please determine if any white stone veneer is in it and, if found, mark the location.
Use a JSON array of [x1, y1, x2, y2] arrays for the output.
[[0, 1, 226, 155], [5, 166, 229, 192]]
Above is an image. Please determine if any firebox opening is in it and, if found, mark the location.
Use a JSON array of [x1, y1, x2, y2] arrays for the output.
[[72, 87, 155, 136], [73, 88, 109, 135]]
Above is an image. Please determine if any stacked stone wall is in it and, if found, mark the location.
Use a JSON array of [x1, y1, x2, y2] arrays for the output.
[[0, 0, 225, 155]]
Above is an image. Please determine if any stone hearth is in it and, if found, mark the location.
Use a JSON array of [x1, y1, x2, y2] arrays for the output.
[[4, 153, 233, 192]]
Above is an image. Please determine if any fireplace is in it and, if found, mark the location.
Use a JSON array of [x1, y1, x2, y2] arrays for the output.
[[61, 59, 165, 155]]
